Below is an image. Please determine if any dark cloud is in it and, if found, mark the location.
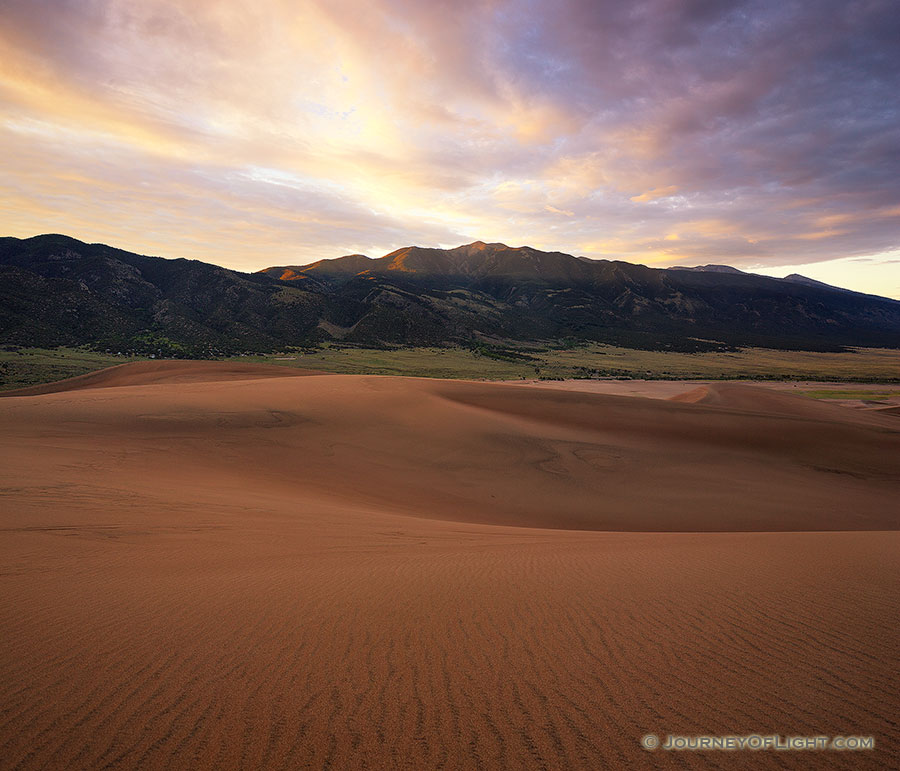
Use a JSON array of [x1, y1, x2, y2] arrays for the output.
[[497, 0, 900, 200]]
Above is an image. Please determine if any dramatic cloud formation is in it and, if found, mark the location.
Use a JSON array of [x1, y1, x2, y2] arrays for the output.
[[1, 0, 898, 295]]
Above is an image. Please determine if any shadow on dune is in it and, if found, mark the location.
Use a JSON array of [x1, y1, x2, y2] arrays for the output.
[[2, 362, 898, 532]]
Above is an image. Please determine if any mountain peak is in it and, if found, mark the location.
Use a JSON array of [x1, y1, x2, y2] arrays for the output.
[[783, 273, 842, 290], [667, 264, 745, 274], [456, 240, 509, 251]]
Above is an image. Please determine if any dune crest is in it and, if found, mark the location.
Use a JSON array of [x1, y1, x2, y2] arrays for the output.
[[0, 359, 322, 397], [668, 384, 710, 403]]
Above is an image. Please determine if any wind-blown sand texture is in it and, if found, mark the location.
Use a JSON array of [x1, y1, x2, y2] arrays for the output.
[[1, 362, 898, 769]]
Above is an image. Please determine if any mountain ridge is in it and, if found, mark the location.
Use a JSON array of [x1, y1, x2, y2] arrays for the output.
[[262, 242, 892, 302], [2, 234, 898, 356]]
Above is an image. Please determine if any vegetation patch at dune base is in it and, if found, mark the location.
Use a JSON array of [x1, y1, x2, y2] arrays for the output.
[[2, 343, 898, 391], [243, 343, 900, 383], [0, 347, 142, 391]]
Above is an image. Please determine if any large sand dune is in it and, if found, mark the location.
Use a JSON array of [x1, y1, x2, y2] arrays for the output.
[[1, 363, 898, 769]]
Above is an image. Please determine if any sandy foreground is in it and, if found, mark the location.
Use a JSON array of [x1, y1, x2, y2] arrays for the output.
[[1, 362, 898, 770]]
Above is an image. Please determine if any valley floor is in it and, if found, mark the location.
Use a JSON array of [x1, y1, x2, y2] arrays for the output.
[[2, 343, 899, 391]]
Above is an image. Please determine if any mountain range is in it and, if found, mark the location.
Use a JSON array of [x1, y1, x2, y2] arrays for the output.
[[1, 234, 898, 356]]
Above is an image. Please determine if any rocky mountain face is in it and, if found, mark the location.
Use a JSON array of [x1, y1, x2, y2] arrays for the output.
[[2, 235, 899, 355], [0, 235, 323, 355], [261, 241, 900, 351]]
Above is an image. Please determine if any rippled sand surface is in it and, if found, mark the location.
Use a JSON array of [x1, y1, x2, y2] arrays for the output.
[[1, 362, 897, 769]]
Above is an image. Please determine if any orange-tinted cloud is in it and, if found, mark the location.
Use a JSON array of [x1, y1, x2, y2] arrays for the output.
[[0, 0, 897, 297]]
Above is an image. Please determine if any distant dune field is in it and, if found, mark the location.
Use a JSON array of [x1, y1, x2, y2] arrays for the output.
[[1, 362, 897, 769]]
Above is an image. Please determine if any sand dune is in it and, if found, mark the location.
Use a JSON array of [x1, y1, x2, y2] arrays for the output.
[[665, 381, 885, 422], [507, 377, 900, 416], [506, 377, 715, 400], [1, 363, 897, 769], [0, 359, 322, 397]]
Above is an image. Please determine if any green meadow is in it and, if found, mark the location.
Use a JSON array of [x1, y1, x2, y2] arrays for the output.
[[2, 344, 898, 392]]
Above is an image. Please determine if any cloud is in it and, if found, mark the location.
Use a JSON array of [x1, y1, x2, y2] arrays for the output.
[[631, 186, 680, 203], [0, 0, 897, 294]]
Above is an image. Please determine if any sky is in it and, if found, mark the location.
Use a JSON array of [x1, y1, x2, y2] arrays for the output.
[[1, 0, 899, 298]]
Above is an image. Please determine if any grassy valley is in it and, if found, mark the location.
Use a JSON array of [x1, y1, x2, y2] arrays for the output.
[[3, 343, 898, 392]]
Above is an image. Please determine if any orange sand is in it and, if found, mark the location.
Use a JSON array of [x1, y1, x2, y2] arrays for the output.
[[1, 362, 897, 769]]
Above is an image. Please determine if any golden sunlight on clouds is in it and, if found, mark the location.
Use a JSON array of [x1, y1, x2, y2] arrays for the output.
[[793, 230, 851, 241], [630, 186, 679, 203], [0, 0, 897, 296]]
